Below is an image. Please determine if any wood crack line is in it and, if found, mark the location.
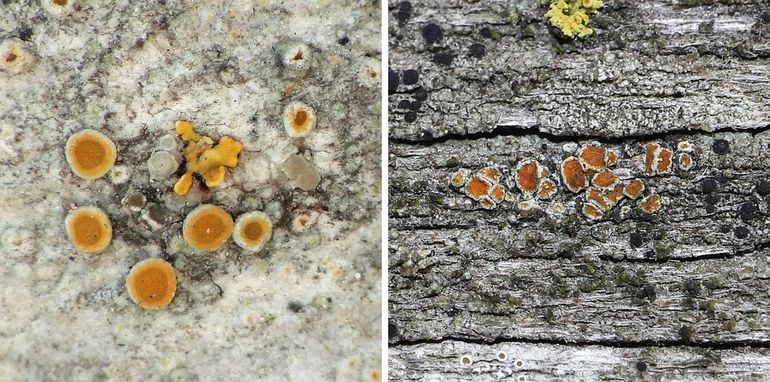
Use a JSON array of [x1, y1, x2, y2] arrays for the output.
[[389, 335, 770, 351], [390, 123, 770, 147]]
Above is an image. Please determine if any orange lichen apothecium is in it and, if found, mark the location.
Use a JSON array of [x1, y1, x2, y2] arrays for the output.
[[126, 258, 177, 309], [65, 129, 117, 180], [233, 211, 273, 252], [65, 206, 112, 253], [182, 204, 234, 251], [449, 166, 508, 210], [173, 121, 242, 195]]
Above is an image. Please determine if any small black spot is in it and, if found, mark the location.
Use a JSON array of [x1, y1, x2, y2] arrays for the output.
[[712, 139, 730, 155], [629, 233, 644, 248], [761, 10, 770, 23], [701, 178, 718, 193], [404, 111, 418, 123], [17, 25, 33, 41], [388, 321, 399, 339], [636, 361, 648, 372], [704, 194, 720, 206], [734, 226, 749, 239], [433, 50, 455, 66], [705, 203, 716, 214], [397, 100, 411, 109], [739, 201, 757, 222], [719, 224, 731, 233], [480, 27, 492, 38], [422, 23, 443, 44], [408, 101, 422, 111], [468, 43, 485, 58], [679, 325, 692, 342], [287, 301, 304, 313], [756, 180, 770, 196], [395, 1, 412, 24], [388, 70, 399, 94], [414, 88, 428, 101], [337, 36, 349, 45], [402, 69, 419, 85]]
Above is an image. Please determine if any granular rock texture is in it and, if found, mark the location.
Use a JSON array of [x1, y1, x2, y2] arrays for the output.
[[0, 1, 381, 380], [389, 0, 770, 380]]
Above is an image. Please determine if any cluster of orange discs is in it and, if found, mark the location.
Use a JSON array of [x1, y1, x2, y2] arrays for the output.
[[64, 127, 273, 310]]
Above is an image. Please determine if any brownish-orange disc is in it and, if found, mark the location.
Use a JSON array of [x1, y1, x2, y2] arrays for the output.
[[182, 204, 234, 251], [283, 102, 316, 137], [65, 129, 117, 179], [65, 206, 112, 253], [126, 258, 177, 309], [232, 211, 273, 252]]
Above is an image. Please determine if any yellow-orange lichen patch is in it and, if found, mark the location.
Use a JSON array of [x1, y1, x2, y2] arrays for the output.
[[657, 148, 673, 174], [449, 169, 469, 188], [518, 200, 536, 211], [623, 179, 645, 199], [489, 184, 506, 203], [585, 187, 610, 211], [65, 206, 112, 253], [182, 204, 234, 251], [579, 146, 607, 171], [677, 141, 694, 152], [639, 194, 662, 213], [126, 258, 177, 309], [291, 212, 317, 232], [479, 196, 496, 210], [465, 176, 491, 201], [174, 121, 242, 195], [283, 102, 317, 138], [233, 211, 273, 252], [515, 160, 540, 194], [644, 143, 660, 176], [606, 150, 618, 166], [591, 170, 618, 189], [65, 129, 117, 180], [479, 167, 501, 183], [582, 203, 603, 220], [561, 156, 587, 193], [537, 179, 557, 199], [679, 153, 693, 171], [605, 184, 625, 207]]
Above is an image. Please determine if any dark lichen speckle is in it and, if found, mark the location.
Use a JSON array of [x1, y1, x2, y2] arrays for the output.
[[479, 27, 492, 38], [404, 111, 417, 123], [433, 50, 455, 66], [422, 23, 443, 44], [719, 224, 731, 234], [402, 69, 419, 85], [468, 43, 485, 58], [679, 325, 692, 342], [397, 100, 411, 109], [734, 226, 749, 239], [756, 180, 770, 196], [712, 139, 730, 155], [395, 1, 412, 24], [739, 201, 757, 222], [388, 321, 399, 339], [388, 70, 399, 94], [636, 361, 648, 372], [414, 88, 428, 101], [287, 301, 304, 313], [337, 36, 349, 45], [408, 101, 422, 111], [701, 178, 718, 193], [629, 232, 644, 248]]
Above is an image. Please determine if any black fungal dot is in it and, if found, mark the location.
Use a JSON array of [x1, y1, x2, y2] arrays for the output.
[[719, 224, 731, 233], [705, 203, 716, 214], [414, 88, 428, 101], [388, 321, 399, 339], [679, 325, 692, 342], [735, 226, 749, 239], [402, 69, 419, 85], [433, 50, 455, 66], [422, 23, 443, 44], [397, 100, 411, 109], [388, 70, 399, 94], [480, 27, 492, 38], [395, 1, 412, 24], [756, 180, 770, 196], [468, 43, 485, 58], [704, 194, 720, 205], [739, 201, 757, 222], [408, 101, 422, 111], [404, 111, 417, 123], [636, 361, 648, 372], [629, 233, 644, 248], [701, 178, 718, 193], [17, 25, 32, 41], [287, 301, 304, 313], [712, 139, 730, 155], [337, 36, 349, 45]]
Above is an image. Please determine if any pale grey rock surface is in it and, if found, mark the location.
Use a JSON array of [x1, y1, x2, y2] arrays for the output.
[[0, 0, 381, 381]]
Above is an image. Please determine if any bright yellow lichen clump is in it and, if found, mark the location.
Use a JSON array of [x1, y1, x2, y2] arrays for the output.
[[545, 0, 603, 38], [173, 121, 242, 195]]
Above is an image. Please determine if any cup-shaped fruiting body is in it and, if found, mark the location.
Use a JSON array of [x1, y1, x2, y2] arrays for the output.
[[623, 179, 645, 199], [677, 141, 694, 152], [43, 0, 74, 15], [639, 194, 662, 213], [183, 204, 234, 251], [679, 153, 694, 171], [282, 154, 322, 191], [0, 39, 35, 75], [65, 206, 112, 253], [586, 187, 610, 211], [478, 196, 496, 210], [173, 121, 242, 195], [65, 129, 117, 180], [281, 42, 311, 76], [657, 148, 673, 174], [644, 143, 660, 176], [606, 150, 618, 166], [579, 145, 607, 171], [283, 102, 317, 138], [515, 160, 541, 194], [291, 212, 318, 233], [489, 184, 506, 203], [561, 156, 587, 193], [147, 151, 179, 180], [233, 211, 273, 252], [126, 258, 177, 309], [537, 179, 557, 199], [582, 202, 604, 220], [464, 175, 491, 201], [592, 169, 618, 189], [478, 167, 501, 183], [605, 184, 625, 206], [449, 169, 470, 187]]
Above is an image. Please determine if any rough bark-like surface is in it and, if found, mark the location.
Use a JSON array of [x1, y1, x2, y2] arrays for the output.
[[389, 0, 770, 380]]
